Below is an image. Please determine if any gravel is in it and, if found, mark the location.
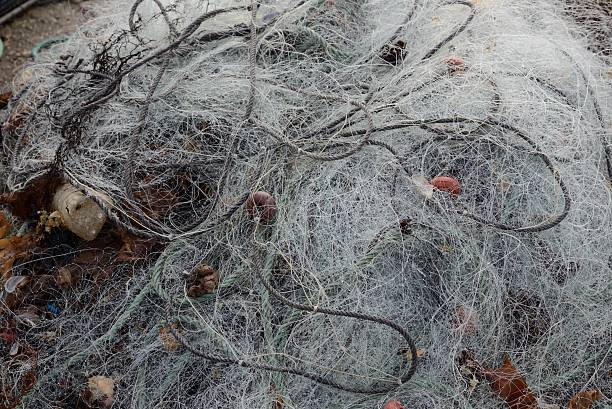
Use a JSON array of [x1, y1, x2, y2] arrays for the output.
[[0, 0, 96, 89]]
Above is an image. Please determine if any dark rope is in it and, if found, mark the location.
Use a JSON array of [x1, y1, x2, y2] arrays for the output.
[[123, 57, 171, 199], [317, 0, 476, 139], [331, 116, 571, 232], [170, 249, 418, 394], [129, 0, 180, 37], [558, 48, 612, 181], [421, 1, 476, 61]]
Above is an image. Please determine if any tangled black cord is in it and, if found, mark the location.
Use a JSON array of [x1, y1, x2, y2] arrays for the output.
[[170, 248, 418, 394], [51, 4, 250, 172], [422, 0, 476, 61], [329, 116, 572, 233]]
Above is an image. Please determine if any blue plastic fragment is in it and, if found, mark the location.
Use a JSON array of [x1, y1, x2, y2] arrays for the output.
[[47, 303, 61, 315]]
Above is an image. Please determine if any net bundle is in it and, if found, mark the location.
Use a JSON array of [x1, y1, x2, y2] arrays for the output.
[[0, 0, 610, 407]]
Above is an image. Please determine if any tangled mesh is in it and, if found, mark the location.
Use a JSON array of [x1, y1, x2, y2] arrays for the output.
[[1, 0, 611, 407]]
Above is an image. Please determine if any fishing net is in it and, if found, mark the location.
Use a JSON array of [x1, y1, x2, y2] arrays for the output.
[[0, 0, 610, 407]]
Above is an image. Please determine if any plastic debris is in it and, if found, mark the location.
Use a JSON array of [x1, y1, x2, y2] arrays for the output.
[[453, 305, 479, 335], [16, 307, 41, 327], [380, 40, 407, 64], [411, 174, 434, 199], [159, 324, 180, 352], [52, 183, 112, 241], [46, 303, 61, 315], [445, 55, 466, 73], [0, 329, 16, 344], [4, 275, 27, 293]]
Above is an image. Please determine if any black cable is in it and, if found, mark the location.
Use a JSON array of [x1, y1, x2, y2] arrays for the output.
[[421, 1, 476, 61], [128, 0, 179, 37], [170, 249, 417, 394], [332, 116, 571, 233]]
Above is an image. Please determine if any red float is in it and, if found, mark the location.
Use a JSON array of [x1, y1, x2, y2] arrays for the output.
[[245, 191, 277, 222], [445, 56, 465, 73], [383, 399, 405, 409], [431, 176, 461, 195]]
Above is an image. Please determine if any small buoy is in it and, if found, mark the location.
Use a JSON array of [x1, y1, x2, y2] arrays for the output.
[[245, 191, 277, 222], [383, 400, 405, 409], [431, 176, 461, 195], [445, 56, 465, 73]]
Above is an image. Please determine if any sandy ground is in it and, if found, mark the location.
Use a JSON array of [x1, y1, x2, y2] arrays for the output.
[[0, 1, 93, 89]]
